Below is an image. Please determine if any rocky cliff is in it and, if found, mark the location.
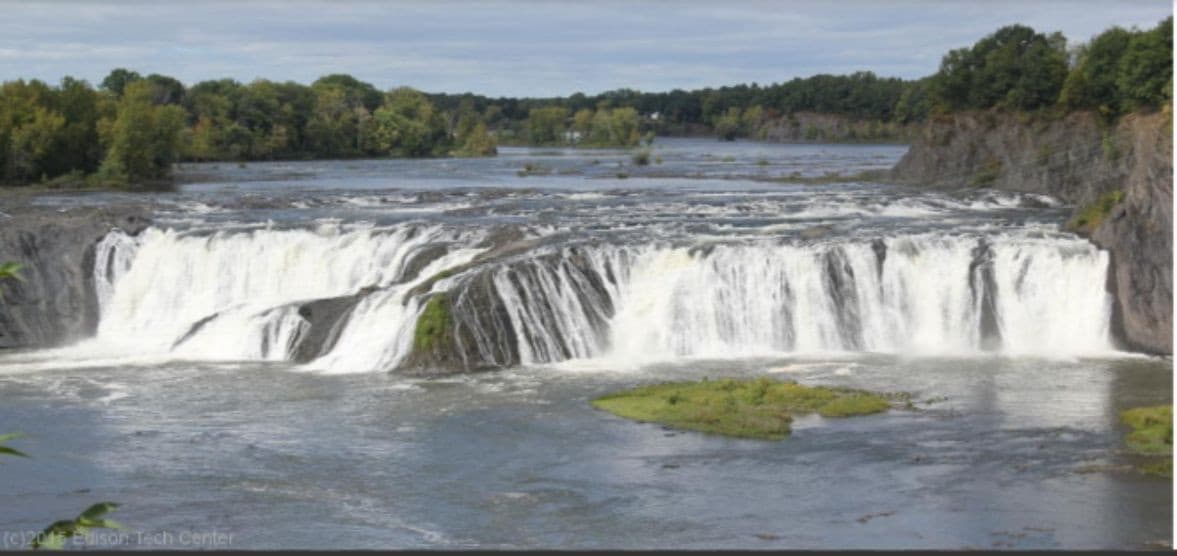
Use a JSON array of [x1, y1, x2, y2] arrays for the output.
[[0, 202, 151, 348], [892, 110, 1173, 354]]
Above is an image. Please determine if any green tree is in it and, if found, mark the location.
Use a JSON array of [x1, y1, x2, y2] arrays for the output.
[[526, 106, 568, 145], [366, 87, 449, 157], [607, 107, 641, 147], [1060, 27, 1132, 114], [98, 80, 185, 185], [305, 86, 359, 157], [99, 68, 142, 98], [454, 122, 497, 157], [714, 106, 742, 141], [571, 108, 594, 141], [740, 105, 766, 137], [45, 77, 104, 177], [1117, 17, 1173, 112], [929, 25, 1068, 112]]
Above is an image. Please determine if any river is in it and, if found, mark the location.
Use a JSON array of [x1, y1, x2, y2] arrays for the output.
[[0, 139, 1169, 549]]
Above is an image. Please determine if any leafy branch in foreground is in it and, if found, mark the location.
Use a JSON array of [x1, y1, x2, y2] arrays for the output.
[[0, 262, 21, 280], [0, 266, 123, 550], [32, 503, 123, 550], [0, 434, 122, 550], [0, 433, 29, 459], [0, 261, 21, 302]]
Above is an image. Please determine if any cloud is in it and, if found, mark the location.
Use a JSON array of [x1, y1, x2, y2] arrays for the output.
[[0, 0, 1170, 96]]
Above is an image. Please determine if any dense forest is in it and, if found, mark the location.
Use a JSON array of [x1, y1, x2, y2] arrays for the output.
[[0, 17, 1169, 188]]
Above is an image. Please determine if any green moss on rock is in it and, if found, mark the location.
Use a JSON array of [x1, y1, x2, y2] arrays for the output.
[[591, 377, 892, 440], [1120, 404, 1173, 478], [1068, 189, 1125, 233], [413, 293, 453, 352]]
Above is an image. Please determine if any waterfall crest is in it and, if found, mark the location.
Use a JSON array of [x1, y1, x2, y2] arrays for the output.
[[88, 225, 1115, 373]]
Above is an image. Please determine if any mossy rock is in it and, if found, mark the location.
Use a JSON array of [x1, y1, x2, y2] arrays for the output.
[[1121, 405, 1173, 456], [1068, 190, 1125, 233], [413, 293, 453, 353], [591, 377, 892, 440], [1120, 404, 1173, 478]]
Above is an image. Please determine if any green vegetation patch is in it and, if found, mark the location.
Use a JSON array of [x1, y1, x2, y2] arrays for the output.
[[1120, 405, 1172, 478], [412, 293, 453, 352], [1121, 405, 1172, 455], [970, 157, 1002, 187], [591, 377, 892, 440], [1068, 189, 1125, 233]]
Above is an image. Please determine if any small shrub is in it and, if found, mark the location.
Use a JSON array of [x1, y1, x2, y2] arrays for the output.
[[1068, 189, 1125, 232], [970, 158, 1002, 187]]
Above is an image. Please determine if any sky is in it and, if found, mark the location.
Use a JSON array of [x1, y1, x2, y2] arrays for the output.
[[0, 0, 1171, 98]]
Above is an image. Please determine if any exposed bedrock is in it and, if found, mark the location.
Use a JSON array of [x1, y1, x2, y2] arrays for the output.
[[0, 204, 151, 348]]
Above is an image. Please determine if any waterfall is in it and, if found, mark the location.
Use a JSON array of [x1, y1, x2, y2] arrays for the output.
[[87, 224, 1117, 373], [90, 223, 483, 364], [574, 234, 1115, 365]]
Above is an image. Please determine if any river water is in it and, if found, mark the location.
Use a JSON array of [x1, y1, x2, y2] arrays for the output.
[[0, 139, 1170, 549]]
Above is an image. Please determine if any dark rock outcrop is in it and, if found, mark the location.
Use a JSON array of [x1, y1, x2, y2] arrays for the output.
[[892, 110, 1172, 354], [289, 294, 365, 363], [397, 272, 520, 375], [395, 244, 615, 375], [1090, 113, 1173, 353], [0, 204, 151, 348]]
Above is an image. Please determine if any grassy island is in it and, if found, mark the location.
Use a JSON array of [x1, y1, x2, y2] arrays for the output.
[[591, 377, 892, 440], [1120, 405, 1173, 477]]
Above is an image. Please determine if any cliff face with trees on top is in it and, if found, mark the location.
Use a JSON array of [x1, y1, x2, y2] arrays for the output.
[[892, 110, 1172, 354], [892, 17, 1173, 354]]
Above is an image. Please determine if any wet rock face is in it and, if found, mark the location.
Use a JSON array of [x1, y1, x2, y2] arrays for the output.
[[394, 244, 614, 376], [892, 110, 1173, 355], [0, 205, 151, 348], [1090, 113, 1173, 354], [290, 294, 366, 363], [397, 271, 521, 376]]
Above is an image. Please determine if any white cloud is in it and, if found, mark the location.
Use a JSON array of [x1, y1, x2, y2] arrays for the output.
[[0, 0, 1169, 96]]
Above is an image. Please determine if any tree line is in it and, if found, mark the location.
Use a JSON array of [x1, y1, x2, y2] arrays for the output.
[[0, 73, 498, 187], [0, 16, 1169, 187]]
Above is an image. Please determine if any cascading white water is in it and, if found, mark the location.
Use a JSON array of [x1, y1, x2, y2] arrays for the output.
[[86, 223, 1117, 374], [491, 248, 630, 364], [990, 240, 1112, 354], [90, 223, 483, 365], [494, 234, 1115, 366], [304, 246, 485, 374]]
